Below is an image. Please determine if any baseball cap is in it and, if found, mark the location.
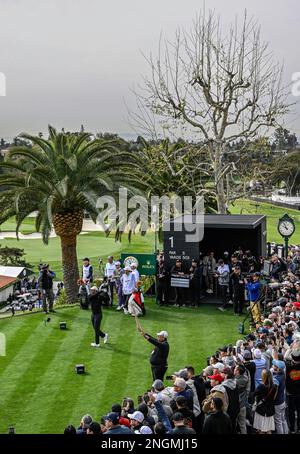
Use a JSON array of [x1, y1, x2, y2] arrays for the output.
[[219, 346, 228, 352], [103, 412, 119, 425], [172, 412, 184, 422], [174, 369, 189, 380], [208, 373, 224, 382], [115, 261, 121, 266], [246, 333, 256, 341], [293, 302, 300, 309], [272, 359, 285, 370], [128, 411, 144, 423], [243, 350, 252, 360], [91, 286, 98, 291], [152, 379, 164, 391], [140, 426, 153, 434], [253, 348, 262, 359], [259, 328, 269, 334], [124, 266, 131, 271], [212, 362, 225, 372], [156, 331, 168, 338]]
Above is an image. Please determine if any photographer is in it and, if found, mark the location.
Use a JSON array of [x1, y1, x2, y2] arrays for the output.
[[270, 255, 286, 281], [230, 266, 245, 316], [245, 272, 262, 325], [156, 255, 169, 306], [189, 259, 203, 307], [38, 264, 56, 314]]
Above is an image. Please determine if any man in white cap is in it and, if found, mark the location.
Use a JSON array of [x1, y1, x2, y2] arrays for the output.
[[128, 411, 146, 434], [105, 256, 116, 306], [138, 324, 169, 380], [120, 266, 136, 314], [130, 262, 139, 285]]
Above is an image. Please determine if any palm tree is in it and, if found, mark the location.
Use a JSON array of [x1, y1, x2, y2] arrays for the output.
[[0, 126, 140, 303]]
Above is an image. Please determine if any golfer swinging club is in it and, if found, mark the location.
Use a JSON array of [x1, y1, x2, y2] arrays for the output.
[[89, 286, 109, 347], [136, 318, 169, 380]]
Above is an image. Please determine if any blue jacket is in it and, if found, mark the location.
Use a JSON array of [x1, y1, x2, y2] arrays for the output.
[[272, 371, 285, 405], [246, 281, 261, 302], [252, 357, 267, 388]]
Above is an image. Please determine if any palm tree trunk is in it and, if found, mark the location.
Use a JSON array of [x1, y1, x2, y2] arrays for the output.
[[60, 234, 79, 304]]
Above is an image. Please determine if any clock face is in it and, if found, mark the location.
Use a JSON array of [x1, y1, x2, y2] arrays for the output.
[[278, 220, 294, 237], [123, 256, 139, 268]]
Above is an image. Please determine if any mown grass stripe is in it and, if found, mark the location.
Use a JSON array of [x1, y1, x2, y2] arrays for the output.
[[0, 314, 46, 374], [0, 309, 81, 432], [16, 308, 90, 434], [0, 302, 239, 433], [38, 308, 116, 433], [67, 308, 133, 427]]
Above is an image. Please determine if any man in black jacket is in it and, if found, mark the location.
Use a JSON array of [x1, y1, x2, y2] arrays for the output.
[[203, 397, 233, 434], [230, 266, 245, 315], [138, 325, 169, 380], [89, 286, 109, 347]]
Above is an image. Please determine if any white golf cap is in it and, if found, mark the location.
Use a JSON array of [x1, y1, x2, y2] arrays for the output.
[[213, 362, 225, 372], [128, 411, 144, 423], [124, 266, 131, 271], [91, 286, 98, 291], [156, 330, 168, 338]]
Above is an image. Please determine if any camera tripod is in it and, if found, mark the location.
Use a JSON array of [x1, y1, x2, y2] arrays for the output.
[[238, 286, 267, 334]]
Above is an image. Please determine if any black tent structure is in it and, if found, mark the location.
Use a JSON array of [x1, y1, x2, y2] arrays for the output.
[[163, 214, 267, 270]]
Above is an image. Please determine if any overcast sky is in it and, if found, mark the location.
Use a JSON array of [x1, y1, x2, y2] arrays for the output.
[[0, 0, 299, 139]]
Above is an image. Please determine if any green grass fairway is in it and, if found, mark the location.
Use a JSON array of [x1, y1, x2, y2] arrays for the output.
[[1, 199, 299, 279], [0, 300, 239, 434], [229, 199, 300, 244], [0, 231, 159, 280], [0, 217, 36, 234]]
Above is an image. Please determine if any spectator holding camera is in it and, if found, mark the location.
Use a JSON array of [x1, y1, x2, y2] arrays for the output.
[[38, 263, 56, 314], [230, 266, 245, 316], [245, 272, 262, 325]]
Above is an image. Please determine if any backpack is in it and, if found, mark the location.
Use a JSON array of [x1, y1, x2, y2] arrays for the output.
[[223, 385, 240, 421]]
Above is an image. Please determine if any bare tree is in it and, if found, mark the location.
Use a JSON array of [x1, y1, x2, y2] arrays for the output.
[[132, 9, 291, 213]]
